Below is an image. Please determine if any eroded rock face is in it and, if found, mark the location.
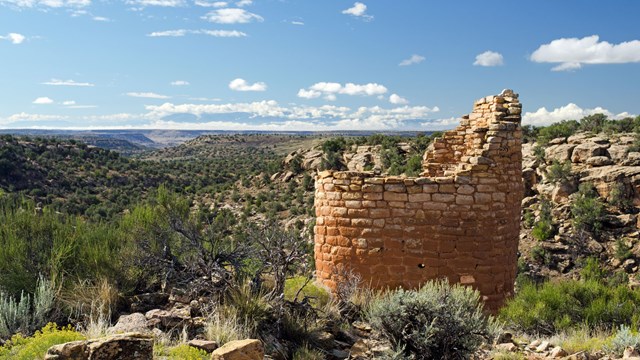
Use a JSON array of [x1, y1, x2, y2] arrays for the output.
[[210, 339, 264, 360], [45, 333, 153, 360]]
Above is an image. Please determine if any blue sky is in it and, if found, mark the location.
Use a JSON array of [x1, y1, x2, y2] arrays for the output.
[[1, 0, 639, 131]]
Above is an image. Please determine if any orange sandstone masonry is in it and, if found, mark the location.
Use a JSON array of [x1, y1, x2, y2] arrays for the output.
[[313, 89, 523, 312]]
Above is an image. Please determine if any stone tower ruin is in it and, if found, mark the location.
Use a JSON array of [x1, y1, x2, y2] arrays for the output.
[[313, 89, 523, 311]]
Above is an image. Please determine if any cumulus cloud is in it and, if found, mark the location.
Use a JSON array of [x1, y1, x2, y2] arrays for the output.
[[3, 113, 68, 124], [33, 97, 54, 104], [473, 51, 504, 67], [148, 29, 246, 37], [0, 33, 26, 44], [171, 80, 190, 86], [92, 16, 110, 21], [523, 103, 636, 126], [389, 94, 408, 105], [202, 8, 263, 24], [342, 2, 373, 21], [235, 0, 251, 6], [194, 0, 226, 6], [531, 35, 640, 71], [0, 0, 89, 8], [42, 78, 95, 87], [229, 78, 267, 91], [399, 54, 425, 66], [126, 92, 171, 99], [297, 82, 388, 99], [62, 100, 76, 105]]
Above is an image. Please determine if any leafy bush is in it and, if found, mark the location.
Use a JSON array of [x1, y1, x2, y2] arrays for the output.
[[0, 276, 55, 339], [545, 160, 573, 184], [531, 199, 555, 241], [608, 182, 633, 212], [615, 239, 633, 261], [605, 325, 640, 356], [284, 276, 329, 308], [571, 183, 606, 236], [165, 344, 209, 360], [537, 120, 579, 145], [500, 278, 640, 335], [368, 280, 490, 359], [0, 323, 85, 360]]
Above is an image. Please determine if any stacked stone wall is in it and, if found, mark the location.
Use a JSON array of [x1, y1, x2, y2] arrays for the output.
[[314, 89, 523, 311]]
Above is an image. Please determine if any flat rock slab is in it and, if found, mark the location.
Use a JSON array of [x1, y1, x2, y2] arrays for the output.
[[211, 339, 264, 360]]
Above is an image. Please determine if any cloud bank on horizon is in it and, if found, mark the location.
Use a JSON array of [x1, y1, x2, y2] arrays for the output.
[[1, 1, 639, 131]]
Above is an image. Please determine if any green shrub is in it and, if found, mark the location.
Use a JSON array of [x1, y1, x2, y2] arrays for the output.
[[292, 344, 324, 360], [571, 183, 606, 236], [608, 182, 633, 212], [615, 239, 633, 261], [537, 120, 579, 145], [605, 325, 640, 356], [0, 276, 55, 338], [500, 279, 640, 335], [523, 209, 535, 229], [284, 276, 330, 308], [531, 200, 555, 241], [545, 160, 573, 184], [368, 280, 490, 359], [165, 344, 209, 360], [0, 323, 85, 360]]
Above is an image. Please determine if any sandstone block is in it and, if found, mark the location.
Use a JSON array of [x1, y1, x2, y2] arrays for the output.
[[211, 339, 264, 360], [383, 192, 408, 202]]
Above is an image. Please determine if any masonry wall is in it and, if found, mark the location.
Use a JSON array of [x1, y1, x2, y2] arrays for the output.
[[314, 89, 523, 312]]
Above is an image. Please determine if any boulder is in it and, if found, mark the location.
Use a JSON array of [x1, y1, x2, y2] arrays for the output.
[[108, 313, 150, 334], [45, 333, 153, 360], [188, 339, 219, 353], [586, 156, 613, 167], [571, 143, 609, 163], [145, 305, 191, 329], [211, 339, 264, 360], [545, 144, 576, 163], [549, 346, 567, 358], [551, 180, 578, 203]]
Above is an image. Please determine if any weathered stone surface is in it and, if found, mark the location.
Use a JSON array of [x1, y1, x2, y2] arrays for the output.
[[46, 333, 153, 360], [188, 339, 219, 353], [108, 313, 150, 334], [571, 142, 608, 163], [211, 339, 264, 360], [545, 144, 576, 163]]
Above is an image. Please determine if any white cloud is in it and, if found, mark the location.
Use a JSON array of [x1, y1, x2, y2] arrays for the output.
[[127, 0, 184, 6], [200, 29, 246, 37], [297, 89, 321, 99], [126, 92, 171, 99], [235, 0, 251, 6], [92, 16, 110, 21], [389, 94, 408, 105], [291, 21, 304, 26], [342, 2, 373, 21], [228, 78, 267, 91], [0, 0, 89, 8], [171, 80, 190, 86], [3, 113, 68, 124], [148, 29, 188, 37], [399, 54, 425, 66], [194, 0, 227, 6], [523, 103, 636, 127], [202, 8, 263, 24], [531, 35, 640, 71], [298, 82, 388, 99], [33, 97, 54, 104], [189, 97, 222, 101], [66, 105, 98, 109], [62, 100, 76, 105], [473, 51, 504, 67], [42, 78, 95, 87], [0, 33, 26, 44]]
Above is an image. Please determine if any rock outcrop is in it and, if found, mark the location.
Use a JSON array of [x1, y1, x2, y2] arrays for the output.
[[210, 339, 264, 360], [45, 333, 153, 360]]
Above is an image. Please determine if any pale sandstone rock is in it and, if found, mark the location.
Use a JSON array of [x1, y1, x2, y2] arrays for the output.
[[45, 333, 153, 360], [211, 339, 264, 360]]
